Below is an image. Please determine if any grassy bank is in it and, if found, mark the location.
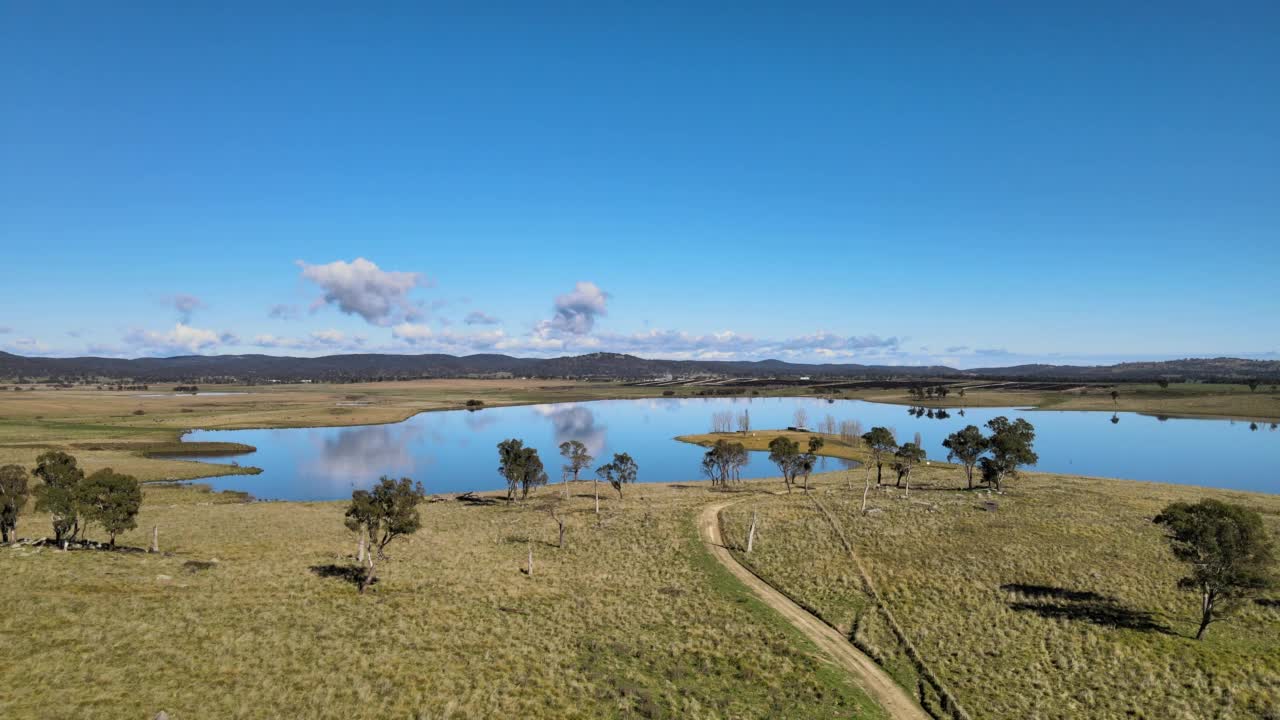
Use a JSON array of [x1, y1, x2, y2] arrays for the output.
[[717, 466, 1280, 719], [1, 480, 884, 720]]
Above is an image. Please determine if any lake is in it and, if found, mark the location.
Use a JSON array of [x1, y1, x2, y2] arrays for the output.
[[180, 397, 1279, 500]]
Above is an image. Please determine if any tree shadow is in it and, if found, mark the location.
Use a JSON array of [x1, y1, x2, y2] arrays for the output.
[[1002, 583, 1171, 634], [1001, 583, 1110, 603], [309, 563, 372, 588], [1257, 598, 1280, 609]]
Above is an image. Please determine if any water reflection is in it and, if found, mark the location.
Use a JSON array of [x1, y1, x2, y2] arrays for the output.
[[533, 403, 608, 457], [302, 424, 423, 488]]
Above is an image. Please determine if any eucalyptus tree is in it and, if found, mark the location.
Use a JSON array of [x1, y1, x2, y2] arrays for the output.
[[558, 440, 593, 485], [977, 416, 1038, 491], [79, 468, 142, 547], [33, 450, 85, 543], [344, 476, 426, 593], [0, 464, 30, 543], [891, 442, 926, 491], [942, 425, 988, 490], [606, 452, 638, 498], [1154, 499, 1276, 639], [767, 437, 802, 493], [860, 427, 898, 486], [497, 439, 549, 501]]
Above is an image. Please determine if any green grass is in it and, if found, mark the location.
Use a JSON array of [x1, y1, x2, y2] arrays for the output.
[[1, 481, 885, 719], [719, 467, 1280, 720]]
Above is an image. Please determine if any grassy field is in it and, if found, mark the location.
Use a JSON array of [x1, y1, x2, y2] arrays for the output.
[[1, 480, 886, 720], [717, 465, 1280, 720]]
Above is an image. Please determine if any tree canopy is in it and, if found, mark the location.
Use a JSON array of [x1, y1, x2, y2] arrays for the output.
[[860, 427, 898, 486], [558, 440, 593, 483], [79, 468, 142, 547], [498, 439, 550, 501], [942, 425, 988, 490], [32, 450, 86, 543], [891, 442, 926, 489], [605, 452, 638, 498], [344, 476, 426, 592], [978, 416, 1038, 491], [1154, 499, 1276, 639], [0, 464, 30, 543]]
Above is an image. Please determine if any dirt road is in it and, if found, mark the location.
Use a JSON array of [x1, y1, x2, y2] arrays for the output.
[[697, 496, 931, 720]]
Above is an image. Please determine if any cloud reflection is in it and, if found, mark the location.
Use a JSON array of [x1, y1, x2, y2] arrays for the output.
[[303, 424, 424, 490]]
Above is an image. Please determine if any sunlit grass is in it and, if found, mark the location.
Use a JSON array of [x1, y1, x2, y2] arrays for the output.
[[720, 466, 1280, 719], [2, 480, 884, 719]]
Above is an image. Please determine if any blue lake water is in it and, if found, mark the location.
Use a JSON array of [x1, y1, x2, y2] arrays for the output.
[[180, 397, 1279, 500]]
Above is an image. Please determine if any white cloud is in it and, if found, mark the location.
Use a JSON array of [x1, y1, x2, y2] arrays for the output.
[[299, 257, 426, 326], [543, 281, 608, 336], [125, 323, 226, 354]]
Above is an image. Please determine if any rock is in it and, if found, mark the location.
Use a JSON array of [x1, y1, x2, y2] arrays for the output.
[[155, 712, 170, 720], [156, 575, 173, 583]]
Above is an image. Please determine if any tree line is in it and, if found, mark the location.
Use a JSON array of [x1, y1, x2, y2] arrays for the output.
[[0, 451, 143, 547]]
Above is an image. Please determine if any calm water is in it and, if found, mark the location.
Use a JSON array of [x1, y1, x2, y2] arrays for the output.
[[180, 397, 1279, 500]]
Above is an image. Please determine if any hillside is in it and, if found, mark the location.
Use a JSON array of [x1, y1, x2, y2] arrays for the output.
[[0, 350, 1276, 384]]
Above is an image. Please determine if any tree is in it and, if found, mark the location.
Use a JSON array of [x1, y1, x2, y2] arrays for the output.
[[1247, 379, 1260, 392], [942, 425, 988, 490], [0, 464, 29, 543], [891, 443, 926, 490], [607, 452, 638, 498], [737, 409, 751, 434], [1156, 378, 1170, 389], [798, 436, 825, 493], [344, 476, 426, 593], [1110, 389, 1120, 404], [558, 440, 593, 484], [793, 407, 808, 429], [977, 417, 1037, 491], [1154, 499, 1276, 640], [79, 468, 142, 547], [768, 437, 802, 493], [32, 450, 85, 543], [498, 439, 549, 501], [860, 427, 897, 486], [702, 440, 745, 488]]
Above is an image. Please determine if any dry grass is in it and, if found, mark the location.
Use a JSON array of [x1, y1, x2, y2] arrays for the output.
[[1, 480, 885, 720], [720, 466, 1280, 720]]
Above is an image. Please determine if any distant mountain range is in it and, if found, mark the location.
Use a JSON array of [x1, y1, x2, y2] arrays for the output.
[[1, 351, 1277, 384]]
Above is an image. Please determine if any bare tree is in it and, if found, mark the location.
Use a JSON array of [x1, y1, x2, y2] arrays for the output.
[[711, 411, 734, 434], [737, 409, 751, 434], [793, 407, 808, 429], [822, 414, 836, 435]]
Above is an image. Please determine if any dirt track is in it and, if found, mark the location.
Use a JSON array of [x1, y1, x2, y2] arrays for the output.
[[697, 496, 931, 720]]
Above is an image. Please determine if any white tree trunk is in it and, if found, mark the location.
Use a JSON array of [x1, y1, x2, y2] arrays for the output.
[[746, 512, 757, 554], [150, 525, 159, 553], [356, 533, 366, 563], [861, 476, 871, 514], [527, 543, 534, 577]]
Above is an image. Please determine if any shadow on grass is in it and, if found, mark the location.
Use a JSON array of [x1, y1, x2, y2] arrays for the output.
[[1258, 598, 1280, 609], [309, 563, 373, 588], [1002, 583, 1171, 634]]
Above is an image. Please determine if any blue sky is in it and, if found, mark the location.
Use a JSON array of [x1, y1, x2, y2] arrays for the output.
[[2, 2, 1277, 368]]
